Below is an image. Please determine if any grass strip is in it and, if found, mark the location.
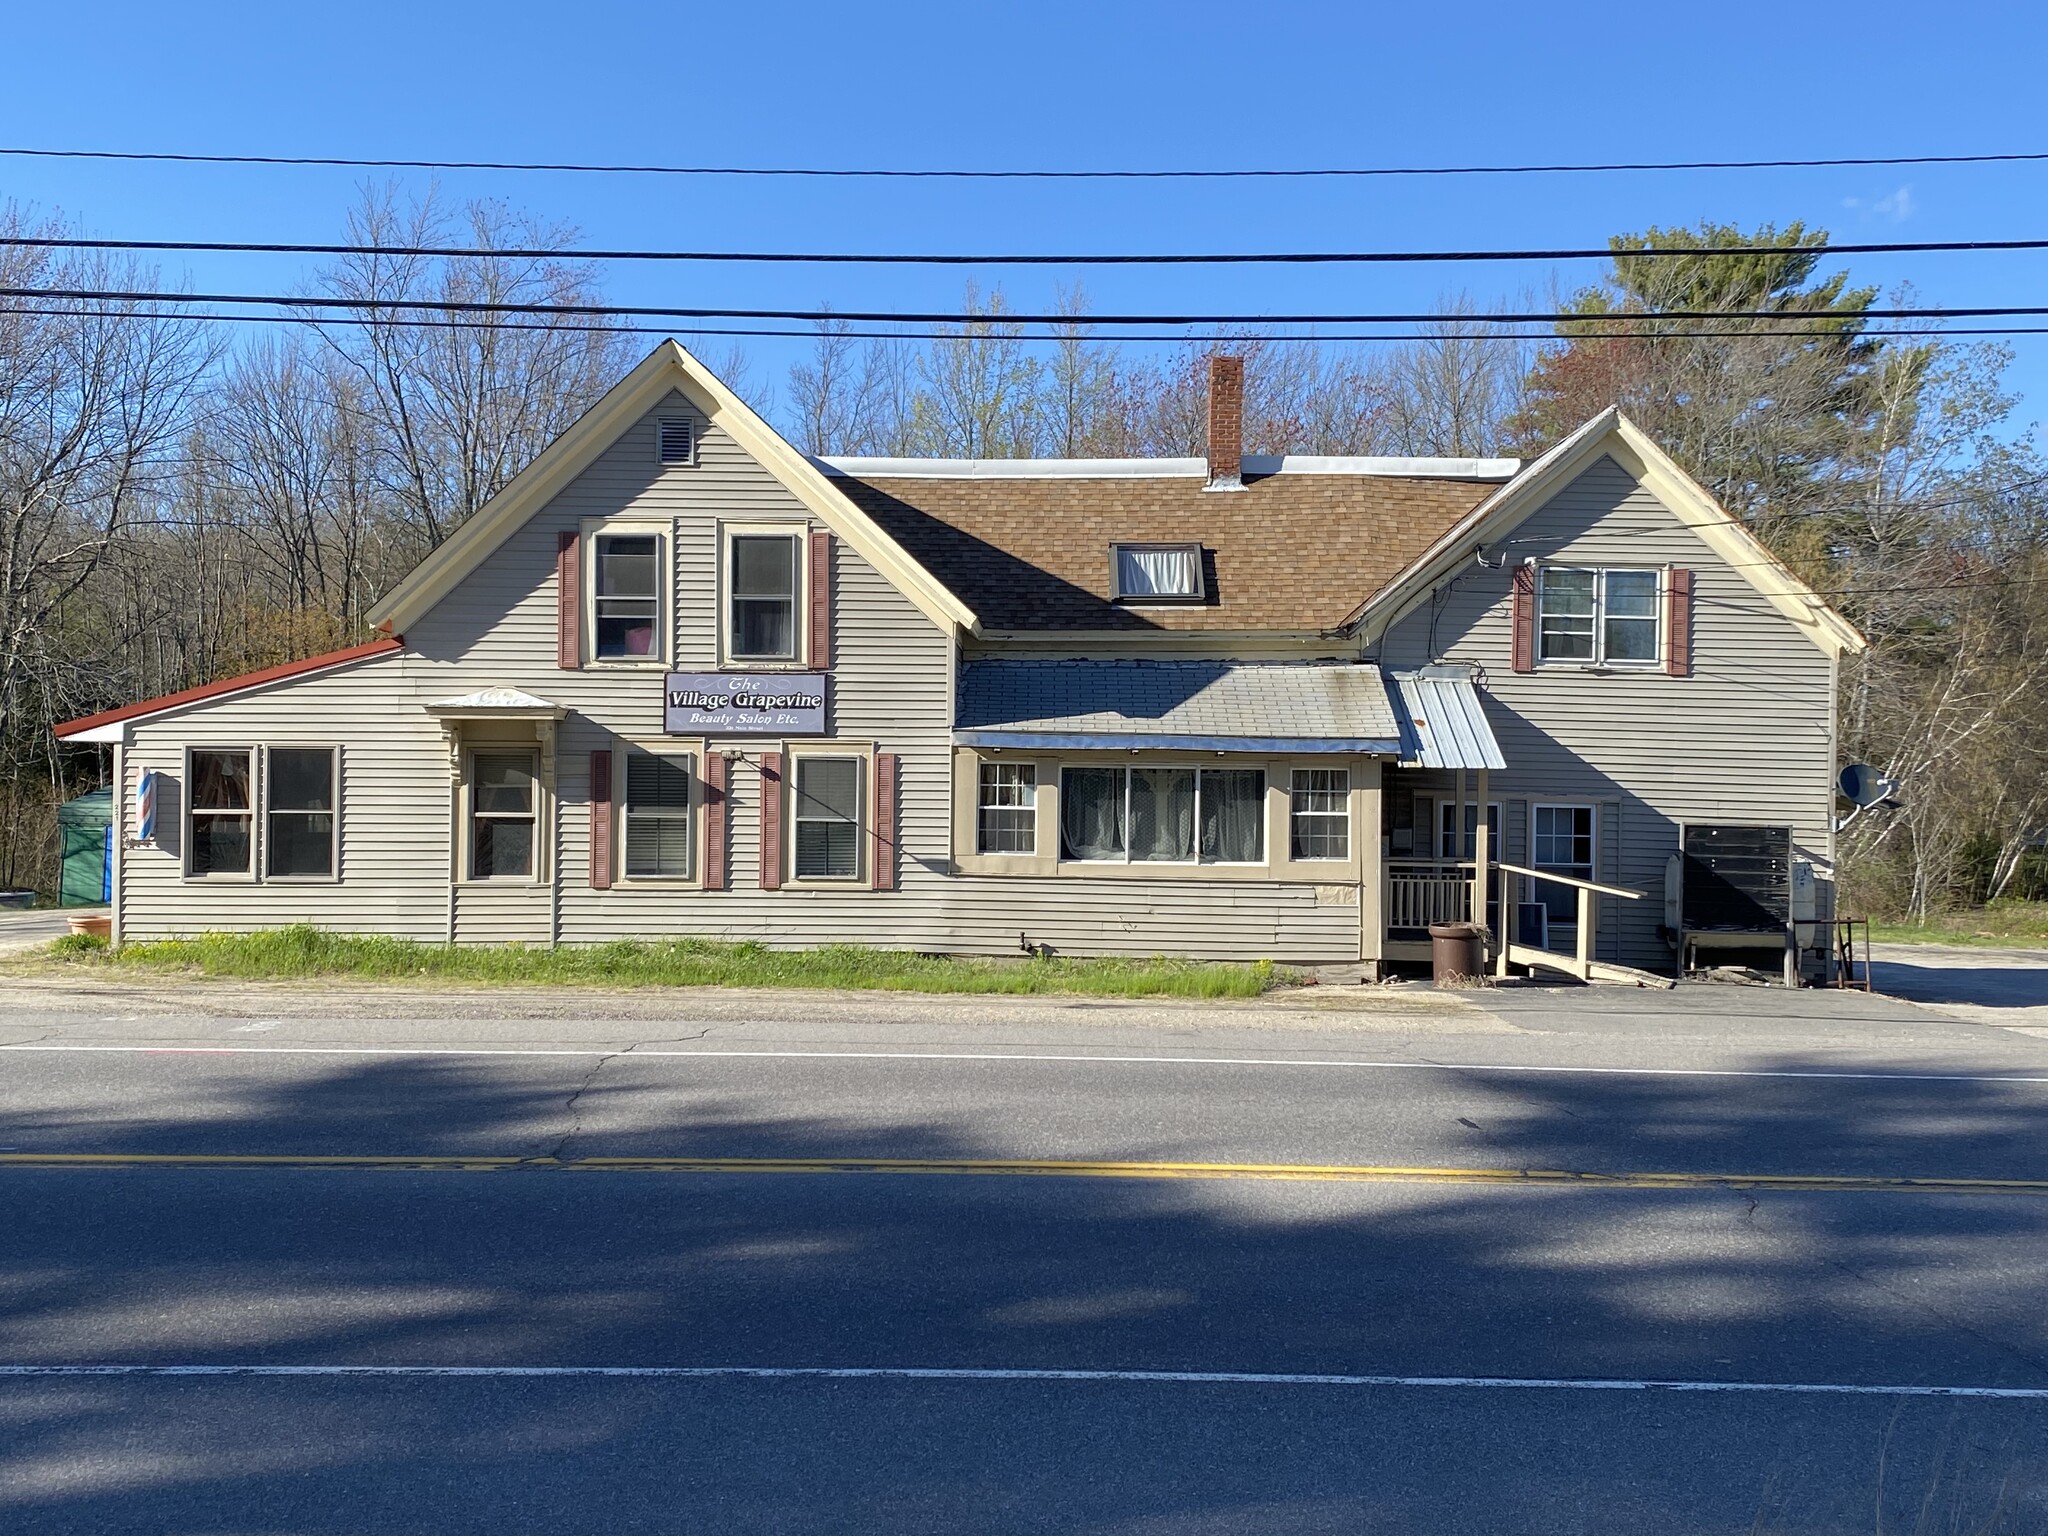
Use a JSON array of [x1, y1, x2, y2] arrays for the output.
[[1867, 901, 2048, 949], [44, 925, 1284, 999]]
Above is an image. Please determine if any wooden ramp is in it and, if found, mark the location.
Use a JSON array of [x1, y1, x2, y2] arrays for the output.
[[1502, 943, 1676, 990]]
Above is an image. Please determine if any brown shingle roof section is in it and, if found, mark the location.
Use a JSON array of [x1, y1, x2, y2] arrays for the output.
[[834, 472, 1495, 631]]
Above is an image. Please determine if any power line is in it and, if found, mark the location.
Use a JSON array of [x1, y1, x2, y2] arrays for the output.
[[4, 145, 2046, 179], [11, 234, 2048, 266], [8, 304, 2048, 346], [10, 284, 2048, 329]]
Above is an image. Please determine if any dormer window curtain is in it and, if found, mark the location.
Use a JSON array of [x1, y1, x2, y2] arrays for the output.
[[1112, 543, 1203, 603]]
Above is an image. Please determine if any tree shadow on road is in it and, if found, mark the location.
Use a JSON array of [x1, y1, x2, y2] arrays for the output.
[[0, 1049, 2044, 1534]]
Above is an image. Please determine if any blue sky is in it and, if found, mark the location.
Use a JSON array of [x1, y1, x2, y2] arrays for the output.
[[3, 0, 2044, 437]]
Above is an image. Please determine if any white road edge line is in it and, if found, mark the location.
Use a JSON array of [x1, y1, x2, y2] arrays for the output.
[[1, 1042, 2045, 1085], [1, 1364, 2044, 1398]]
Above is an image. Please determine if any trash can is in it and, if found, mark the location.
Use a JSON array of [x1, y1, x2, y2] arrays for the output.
[[1427, 922, 1487, 985]]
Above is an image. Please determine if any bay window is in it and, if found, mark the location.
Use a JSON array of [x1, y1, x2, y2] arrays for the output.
[[1059, 765, 1265, 865]]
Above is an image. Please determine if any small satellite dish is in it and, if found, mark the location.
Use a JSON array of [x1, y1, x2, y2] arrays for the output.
[[1839, 763, 1898, 807]]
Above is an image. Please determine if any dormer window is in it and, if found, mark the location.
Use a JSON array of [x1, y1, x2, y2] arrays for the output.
[[1112, 542, 1203, 603]]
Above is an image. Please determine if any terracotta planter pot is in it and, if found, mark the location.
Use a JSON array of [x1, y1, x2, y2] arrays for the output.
[[66, 913, 113, 940]]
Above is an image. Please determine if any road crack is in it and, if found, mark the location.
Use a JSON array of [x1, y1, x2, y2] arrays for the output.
[[539, 1032, 712, 1164]]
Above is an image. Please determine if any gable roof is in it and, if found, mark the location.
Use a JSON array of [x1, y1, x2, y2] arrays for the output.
[[366, 341, 980, 639], [53, 637, 405, 742], [832, 467, 1497, 632], [1344, 409, 1869, 657]]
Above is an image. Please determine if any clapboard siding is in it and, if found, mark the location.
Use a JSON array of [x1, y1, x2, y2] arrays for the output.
[[119, 655, 452, 940], [1378, 455, 1836, 972]]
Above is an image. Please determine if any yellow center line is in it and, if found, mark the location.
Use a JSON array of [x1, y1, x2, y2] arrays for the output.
[[0, 1152, 2042, 1195]]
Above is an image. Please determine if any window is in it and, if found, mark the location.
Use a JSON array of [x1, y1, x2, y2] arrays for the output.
[[793, 756, 861, 880], [1059, 766, 1264, 864], [1537, 567, 1661, 666], [1289, 769, 1349, 860], [1438, 800, 1502, 860], [265, 748, 336, 878], [593, 533, 661, 661], [729, 532, 799, 660], [188, 749, 254, 875], [471, 753, 537, 879], [656, 416, 694, 465], [977, 762, 1036, 855], [1532, 804, 1596, 926], [1112, 543, 1203, 603], [624, 752, 693, 879]]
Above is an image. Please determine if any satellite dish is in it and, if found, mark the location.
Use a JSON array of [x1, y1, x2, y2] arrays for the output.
[[1838, 763, 1898, 808]]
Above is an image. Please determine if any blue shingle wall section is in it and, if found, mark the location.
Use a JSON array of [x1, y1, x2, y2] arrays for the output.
[[955, 660, 1400, 741]]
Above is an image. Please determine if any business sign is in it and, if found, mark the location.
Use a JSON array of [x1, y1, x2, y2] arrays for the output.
[[664, 672, 827, 735]]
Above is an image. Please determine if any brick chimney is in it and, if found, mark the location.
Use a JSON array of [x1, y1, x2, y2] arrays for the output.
[[1204, 354, 1245, 492]]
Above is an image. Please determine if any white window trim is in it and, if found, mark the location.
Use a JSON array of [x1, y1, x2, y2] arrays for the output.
[[976, 760, 1038, 857], [1529, 802, 1599, 882], [1110, 541, 1206, 605], [181, 745, 258, 883], [783, 743, 872, 887], [1056, 763, 1268, 868], [615, 743, 702, 888], [1287, 767, 1352, 863], [261, 744, 342, 885], [1535, 565, 1664, 669], [582, 517, 671, 670], [719, 521, 810, 670], [462, 747, 545, 885]]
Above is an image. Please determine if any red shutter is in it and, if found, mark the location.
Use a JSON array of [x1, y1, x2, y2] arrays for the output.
[[808, 530, 832, 669], [871, 753, 898, 891], [759, 753, 783, 890], [701, 752, 727, 891], [1510, 564, 1536, 673], [589, 750, 612, 890], [1665, 568, 1693, 677], [556, 532, 582, 670]]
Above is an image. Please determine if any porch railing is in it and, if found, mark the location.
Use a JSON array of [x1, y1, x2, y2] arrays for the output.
[[1385, 859, 1476, 931]]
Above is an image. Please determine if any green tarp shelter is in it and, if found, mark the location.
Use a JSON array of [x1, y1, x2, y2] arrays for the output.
[[58, 787, 113, 908]]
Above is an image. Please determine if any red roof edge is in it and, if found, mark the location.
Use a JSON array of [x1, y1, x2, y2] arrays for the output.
[[53, 637, 406, 740]]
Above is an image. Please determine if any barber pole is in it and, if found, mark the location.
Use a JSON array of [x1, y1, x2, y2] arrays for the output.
[[135, 769, 157, 843]]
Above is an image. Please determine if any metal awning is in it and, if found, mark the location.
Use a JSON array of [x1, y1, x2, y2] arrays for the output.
[[1386, 667, 1506, 771], [955, 660, 1401, 755]]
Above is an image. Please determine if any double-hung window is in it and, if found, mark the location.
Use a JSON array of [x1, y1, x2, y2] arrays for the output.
[[624, 752, 693, 880], [793, 756, 861, 880], [265, 748, 337, 878], [729, 532, 799, 661], [592, 532, 661, 661], [1059, 766, 1264, 864], [977, 762, 1036, 855], [1537, 567, 1661, 665], [1289, 769, 1349, 860], [471, 753, 538, 880], [188, 749, 255, 876]]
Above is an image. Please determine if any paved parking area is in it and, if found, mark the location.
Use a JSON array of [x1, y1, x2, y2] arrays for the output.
[[0, 911, 73, 958], [1869, 942, 2048, 1031]]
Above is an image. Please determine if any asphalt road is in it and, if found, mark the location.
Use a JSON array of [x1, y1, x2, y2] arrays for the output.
[[3, 977, 2047, 1533]]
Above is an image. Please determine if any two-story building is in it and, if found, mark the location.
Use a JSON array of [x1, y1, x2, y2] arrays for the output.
[[56, 342, 1866, 981]]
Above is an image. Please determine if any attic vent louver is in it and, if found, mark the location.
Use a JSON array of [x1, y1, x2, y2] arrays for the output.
[[657, 417, 694, 466]]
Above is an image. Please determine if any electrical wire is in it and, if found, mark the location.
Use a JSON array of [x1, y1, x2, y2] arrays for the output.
[[8, 284, 2048, 329], [9, 304, 2048, 345], [10, 234, 2048, 265], [4, 145, 2046, 179]]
